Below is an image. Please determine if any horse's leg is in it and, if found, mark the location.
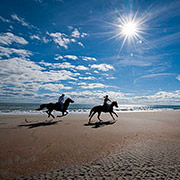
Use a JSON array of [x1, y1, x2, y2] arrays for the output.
[[109, 112, 115, 120], [46, 110, 49, 117], [97, 112, 102, 122], [51, 113, 55, 119], [112, 111, 118, 117], [89, 111, 96, 123], [64, 111, 68, 116], [62, 111, 68, 116], [46, 110, 53, 118], [56, 111, 68, 117], [49, 110, 55, 119]]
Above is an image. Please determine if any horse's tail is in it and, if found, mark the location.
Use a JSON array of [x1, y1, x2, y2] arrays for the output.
[[36, 104, 47, 111]]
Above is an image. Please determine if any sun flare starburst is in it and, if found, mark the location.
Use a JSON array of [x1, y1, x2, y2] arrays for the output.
[[121, 22, 137, 37], [116, 14, 145, 50], [105, 13, 147, 51]]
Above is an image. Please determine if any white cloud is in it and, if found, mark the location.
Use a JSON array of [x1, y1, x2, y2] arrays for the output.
[[140, 73, 175, 78], [0, 32, 28, 45], [130, 91, 180, 104], [148, 63, 169, 73], [85, 72, 92, 75], [68, 26, 73, 30], [71, 28, 80, 38], [40, 83, 72, 91], [39, 61, 89, 72], [79, 76, 96, 80], [134, 73, 175, 84], [54, 55, 64, 60], [176, 75, 180, 81], [0, 57, 83, 102], [64, 90, 125, 104], [81, 32, 88, 38], [106, 76, 116, 80], [38, 61, 54, 67], [71, 38, 76, 42], [52, 62, 75, 69], [71, 28, 88, 38], [77, 82, 87, 85], [78, 42, 84, 47], [81, 56, 97, 61], [64, 55, 78, 60], [54, 55, 97, 62], [90, 64, 115, 71], [11, 14, 36, 29], [0, 16, 11, 23], [66, 90, 180, 104], [119, 59, 152, 67], [49, 32, 71, 49], [153, 31, 180, 49], [8, 25, 14, 30], [79, 82, 117, 89], [49, 29, 87, 49], [42, 36, 50, 43], [76, 65, 89, 71], [30, 35, 40, 40], [0, 46, 32, 58], [81, 83, 107, 89], [0, 58, 79, 87]]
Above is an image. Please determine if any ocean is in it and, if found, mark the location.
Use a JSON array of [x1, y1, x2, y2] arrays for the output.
[[0, 103, 180, 115]]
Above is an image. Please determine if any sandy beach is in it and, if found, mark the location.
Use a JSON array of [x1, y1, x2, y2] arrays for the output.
[[0, 111, 180, 179]]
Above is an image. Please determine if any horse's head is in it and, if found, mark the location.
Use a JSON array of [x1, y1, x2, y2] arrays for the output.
[[111, 101, 118, 108], [66, 98, 74, 103]]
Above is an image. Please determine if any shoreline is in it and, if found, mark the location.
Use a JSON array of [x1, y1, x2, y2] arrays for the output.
[[0, 111, 180, 179], [0, 108, 180, 116]]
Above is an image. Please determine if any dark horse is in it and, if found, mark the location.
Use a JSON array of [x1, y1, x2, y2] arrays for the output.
[[88, 101, 118, 123], [36, 98, 74, 118]]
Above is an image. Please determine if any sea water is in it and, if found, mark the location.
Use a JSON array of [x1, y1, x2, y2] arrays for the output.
[[0, 103, 179, 115]]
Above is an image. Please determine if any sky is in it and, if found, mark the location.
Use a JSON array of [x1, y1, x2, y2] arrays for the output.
[[0, 0, 180, 104]]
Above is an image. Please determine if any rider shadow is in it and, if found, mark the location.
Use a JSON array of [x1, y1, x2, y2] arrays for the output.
[[18, 120, 62, 129], [84, 120, 116, 129]]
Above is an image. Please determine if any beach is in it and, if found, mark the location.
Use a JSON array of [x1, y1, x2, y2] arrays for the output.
[[0, 111, 180, 179]]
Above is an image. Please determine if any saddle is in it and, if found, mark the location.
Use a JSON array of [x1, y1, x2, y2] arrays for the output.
[[56, 102, 63, 111], [103, 104, 110, 112]]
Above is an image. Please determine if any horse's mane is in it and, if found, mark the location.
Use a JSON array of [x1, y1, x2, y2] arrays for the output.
[[110, 101, 117, 105]]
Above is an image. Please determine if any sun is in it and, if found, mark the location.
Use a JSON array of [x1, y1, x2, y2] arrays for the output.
[[111, 13, 146, 50], [118, 16, 141, 41], [103, 12, 146, 51], [121, 22, 137, 37]]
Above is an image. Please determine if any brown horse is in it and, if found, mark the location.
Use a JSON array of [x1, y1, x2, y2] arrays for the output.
[[36, 98, 74, 118], [88, 101, 118, 123]]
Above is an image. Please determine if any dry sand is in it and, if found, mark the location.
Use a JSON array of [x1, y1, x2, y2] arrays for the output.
[[0, 111, 180, 179]]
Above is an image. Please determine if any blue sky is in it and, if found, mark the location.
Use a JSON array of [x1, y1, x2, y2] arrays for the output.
[[0, 0, 180, 104]]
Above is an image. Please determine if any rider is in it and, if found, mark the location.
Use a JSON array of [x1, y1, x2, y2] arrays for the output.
[[58, 94, 65, 110], [103, 95, 111, 111]]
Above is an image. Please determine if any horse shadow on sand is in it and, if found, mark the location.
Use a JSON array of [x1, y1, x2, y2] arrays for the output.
[[84, 120, 116, 129], [18, 120, 62, 129]]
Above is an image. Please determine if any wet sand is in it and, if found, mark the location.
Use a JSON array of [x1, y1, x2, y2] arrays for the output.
[[0, 111, 180, 179]]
